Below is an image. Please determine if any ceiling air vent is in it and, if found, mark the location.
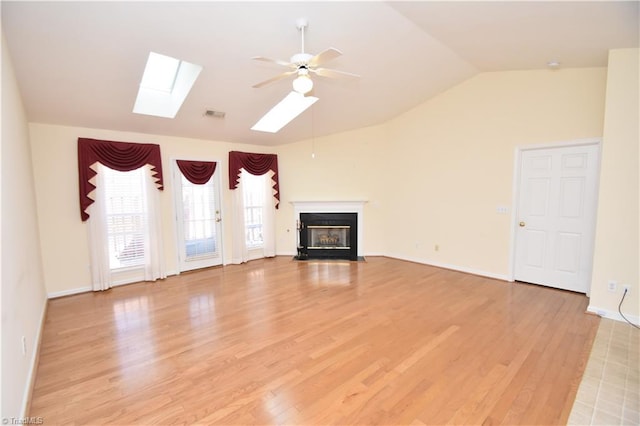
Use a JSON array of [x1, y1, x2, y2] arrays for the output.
[[204, 110, 226, 119]]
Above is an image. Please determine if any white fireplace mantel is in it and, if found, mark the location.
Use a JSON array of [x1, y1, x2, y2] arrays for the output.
[[291, 201, 367, 256]]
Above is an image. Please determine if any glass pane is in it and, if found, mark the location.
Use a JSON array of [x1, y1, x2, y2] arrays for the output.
[[182, 175, 217, 259], [140, 52, 181, 92], [242, 172, 265, 247], [103, 167, 145, 269], [308, 226, 351, 249]]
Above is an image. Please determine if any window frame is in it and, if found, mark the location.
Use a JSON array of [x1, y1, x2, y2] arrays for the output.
[[241, 171, 266, 249], [101, 165, 147, 272]]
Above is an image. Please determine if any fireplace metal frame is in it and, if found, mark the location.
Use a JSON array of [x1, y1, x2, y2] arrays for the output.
[[297, 212, 358, 260]]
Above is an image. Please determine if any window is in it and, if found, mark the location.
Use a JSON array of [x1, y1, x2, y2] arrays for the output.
[[242, 171, 265, 248], [81, 139, 166, 291], [102, 166, 146, 269], [139, 52, 181, 93], [133, 51, 203, 118]]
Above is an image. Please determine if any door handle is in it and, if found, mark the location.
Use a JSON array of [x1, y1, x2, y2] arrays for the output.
[[519, 221, 526, 227]]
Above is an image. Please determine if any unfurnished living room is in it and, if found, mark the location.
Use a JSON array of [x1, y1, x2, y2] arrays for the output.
[[1, 1, 639, 425]]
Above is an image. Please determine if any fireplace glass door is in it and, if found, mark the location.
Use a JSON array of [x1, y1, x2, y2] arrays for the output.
[[308, 226, 351, 250]]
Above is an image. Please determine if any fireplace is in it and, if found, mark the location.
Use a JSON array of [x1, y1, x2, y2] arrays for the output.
[[297, 212, 358, 260]]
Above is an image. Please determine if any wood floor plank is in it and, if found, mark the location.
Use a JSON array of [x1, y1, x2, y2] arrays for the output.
[[29, 256, 599, 425]]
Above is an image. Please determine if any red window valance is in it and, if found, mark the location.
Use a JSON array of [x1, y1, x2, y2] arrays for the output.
[[228, 151, 280, 209], [176, 160, 217, 185], [78, 138, 164, 221]]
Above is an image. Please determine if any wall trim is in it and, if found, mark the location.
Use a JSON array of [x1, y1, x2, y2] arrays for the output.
[[20, 297, 48, 418], [47, 270, 177, 299], [587, 305, 640, 325], [48, 286, 92, 299], [385, 253, 509, 281], [277, 251, 507, 278]]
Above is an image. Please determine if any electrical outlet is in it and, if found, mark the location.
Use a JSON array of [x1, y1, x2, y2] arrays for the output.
[[608, 280, 617, 292], [21, 336, 27, 356], [434, 244, 439, 252], [623, 285, 631, 294]]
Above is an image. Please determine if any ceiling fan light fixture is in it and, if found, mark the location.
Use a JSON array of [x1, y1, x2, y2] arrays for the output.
[[292, 74, 313, 94], [547, 60, 561, 70]]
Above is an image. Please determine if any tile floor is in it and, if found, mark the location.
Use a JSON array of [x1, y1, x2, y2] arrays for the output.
[[568, 318, 640, 425]]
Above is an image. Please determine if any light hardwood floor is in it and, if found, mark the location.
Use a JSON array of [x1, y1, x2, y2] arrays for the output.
[[30, 256, 599, 425]]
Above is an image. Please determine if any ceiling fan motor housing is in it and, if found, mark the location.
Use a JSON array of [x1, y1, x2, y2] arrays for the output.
[[291, 53, 313, 66]]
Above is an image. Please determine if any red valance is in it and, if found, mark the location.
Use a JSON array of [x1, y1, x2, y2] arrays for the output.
[[177, 160, 217, 185], [228, 151, 280, 209], [78, 138, 164, 221]]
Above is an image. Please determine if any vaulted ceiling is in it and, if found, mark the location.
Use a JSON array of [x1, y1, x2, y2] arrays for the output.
[[2, 1, 638, 146]]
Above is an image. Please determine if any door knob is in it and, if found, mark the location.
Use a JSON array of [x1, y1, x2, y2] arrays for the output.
[[519, 221, 526, 227]]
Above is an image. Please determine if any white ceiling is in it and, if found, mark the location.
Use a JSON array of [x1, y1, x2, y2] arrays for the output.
[[2, 1, 638, 146]]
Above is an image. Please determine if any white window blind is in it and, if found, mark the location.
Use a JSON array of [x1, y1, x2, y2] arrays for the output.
[[242, 172, 265, 248], [102, 166, 146, 269]]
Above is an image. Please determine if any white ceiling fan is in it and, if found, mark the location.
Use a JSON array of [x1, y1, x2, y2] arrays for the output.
[[252, 18, 360, 95], [251, 19, 360, 133]]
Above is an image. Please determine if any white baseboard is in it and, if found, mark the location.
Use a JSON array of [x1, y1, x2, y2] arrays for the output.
[[385, 253, 509, 281], [48, 286, 92, 299], [587, 305, 640, 325], [47, 271, 178, 299], [20, 296, 48, 418], [278, 250, 506, 280]]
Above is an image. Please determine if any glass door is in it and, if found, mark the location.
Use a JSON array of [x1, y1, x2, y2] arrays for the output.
[[174, 161, 223, 272]]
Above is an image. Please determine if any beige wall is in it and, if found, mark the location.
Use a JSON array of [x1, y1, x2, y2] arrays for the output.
[[30, 67, 608, 296], [1, 35, 48, 418], [383, 68, 607, 277], [590, 48, 640, 319], [29, 124, 274, 295], [277, 68, 607, 278], [275, 124, 389, 256]]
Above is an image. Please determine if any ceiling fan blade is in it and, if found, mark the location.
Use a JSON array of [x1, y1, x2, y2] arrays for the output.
[[252, 70, 297, 88], [251, 56, 296, 69], [312, 68, 361, 79], [308, 48, 342, 67]]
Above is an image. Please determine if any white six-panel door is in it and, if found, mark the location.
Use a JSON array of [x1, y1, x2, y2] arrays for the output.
[[514, 143, 600, 293]]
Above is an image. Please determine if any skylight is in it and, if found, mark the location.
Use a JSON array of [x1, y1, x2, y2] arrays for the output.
[[251, 92, 318, 133], [133, 52, 202, 119], [140, 52, 181, 92]]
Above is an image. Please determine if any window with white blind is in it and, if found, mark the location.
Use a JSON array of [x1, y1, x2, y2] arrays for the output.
[[242, 172, 265, 248], [102, 166, 146, 269]]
